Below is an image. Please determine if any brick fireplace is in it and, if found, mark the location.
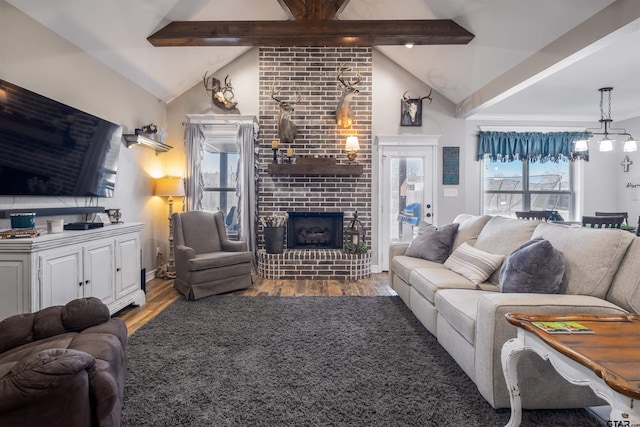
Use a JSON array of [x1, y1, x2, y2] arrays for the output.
[[257, 47, 372, 279]]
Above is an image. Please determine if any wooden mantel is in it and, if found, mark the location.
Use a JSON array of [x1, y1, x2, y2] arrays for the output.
[[268, 162, 363, 176]]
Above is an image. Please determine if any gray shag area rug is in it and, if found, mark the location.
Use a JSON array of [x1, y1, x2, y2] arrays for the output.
[[122, 296, 604, 426]]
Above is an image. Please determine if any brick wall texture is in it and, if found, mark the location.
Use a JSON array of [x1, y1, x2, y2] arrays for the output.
[[258, 47, 373, 249]]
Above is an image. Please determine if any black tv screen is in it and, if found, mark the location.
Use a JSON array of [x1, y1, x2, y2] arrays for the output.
[[0, 79, 122, 197]]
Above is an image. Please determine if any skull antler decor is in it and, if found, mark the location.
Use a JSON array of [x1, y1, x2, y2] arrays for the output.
[[203, 72, 238, 111], [400, 88, 433, 127]]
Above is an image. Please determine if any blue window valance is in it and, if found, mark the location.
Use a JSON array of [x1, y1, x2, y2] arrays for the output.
[[477, 131, 588, 162]]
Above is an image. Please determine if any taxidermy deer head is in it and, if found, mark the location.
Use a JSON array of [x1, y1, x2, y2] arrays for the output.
[[336, 66, 362, 128], [203, 72, 238, 111], [401, 89, 433, 124], [271, 86, 300, 143]]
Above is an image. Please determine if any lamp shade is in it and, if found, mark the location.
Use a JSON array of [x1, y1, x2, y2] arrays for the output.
[[599, 138, 614, 152], [345, 136, 360, 152], [154, 177, 185, 197]]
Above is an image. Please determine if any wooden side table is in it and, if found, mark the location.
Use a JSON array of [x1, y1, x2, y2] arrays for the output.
[[501, 313, 640, 427]]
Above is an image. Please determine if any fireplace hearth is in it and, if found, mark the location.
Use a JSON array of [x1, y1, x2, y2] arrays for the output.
[[287, 212, 343, 250]]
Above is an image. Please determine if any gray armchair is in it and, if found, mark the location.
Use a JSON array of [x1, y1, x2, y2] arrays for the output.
[[172, 210, 253, 300]]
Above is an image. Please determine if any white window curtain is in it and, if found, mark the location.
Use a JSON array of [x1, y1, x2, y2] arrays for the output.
[[183, 123, 205, 211]]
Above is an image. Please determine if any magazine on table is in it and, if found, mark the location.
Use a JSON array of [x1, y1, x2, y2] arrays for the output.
[[532, 321, 594, 334]]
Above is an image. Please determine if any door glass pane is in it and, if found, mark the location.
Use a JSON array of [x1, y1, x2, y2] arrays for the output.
[[390, 157, 424, 242]]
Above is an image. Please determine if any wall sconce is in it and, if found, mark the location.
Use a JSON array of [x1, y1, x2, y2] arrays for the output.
[[345, 135, 360, 162], [154, 177, 186, 277]]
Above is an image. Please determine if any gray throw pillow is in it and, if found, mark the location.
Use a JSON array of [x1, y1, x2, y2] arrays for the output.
[[405, 222, 459, 263], [500, 238, 565, 293]]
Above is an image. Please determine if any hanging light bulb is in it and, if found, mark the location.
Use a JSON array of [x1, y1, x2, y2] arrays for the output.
[[599, 138, 614, 152], [574, 138, 589, 152], [623, 137, 638, 152]]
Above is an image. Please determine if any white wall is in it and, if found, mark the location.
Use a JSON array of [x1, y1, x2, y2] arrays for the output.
[[1, 1, 166, 273], [615, 116, 640, 227]]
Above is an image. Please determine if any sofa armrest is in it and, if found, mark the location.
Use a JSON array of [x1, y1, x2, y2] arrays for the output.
[[0, 348, 95, 413], [388, 242, 409, 279], [221, 239, 248, 252], [473, 292, 627, 407]]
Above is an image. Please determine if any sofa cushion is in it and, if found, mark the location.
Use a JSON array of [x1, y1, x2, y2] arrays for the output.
[[474, 216, 539, 285], [500, 238, 565, 294], [409, 267, 478, 304], [405, 222, 459, 263], [444, 242, 505, 286], [435, 289, 494, 345], [532, 222, 634, 298], [607, 237, 640, 312], [390, 255, 445, 284], [452, 214, 492, 250]]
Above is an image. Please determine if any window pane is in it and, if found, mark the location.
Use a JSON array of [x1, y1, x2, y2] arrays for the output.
[[528, 162, 570, 191], [484, 160, 523, 191], [201, 152, 239, 188], [530, 194, 570, 220], [483, 193, 523, 216]]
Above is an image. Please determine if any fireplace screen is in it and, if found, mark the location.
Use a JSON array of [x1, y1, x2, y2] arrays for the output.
[[287, 212, 344, 249]]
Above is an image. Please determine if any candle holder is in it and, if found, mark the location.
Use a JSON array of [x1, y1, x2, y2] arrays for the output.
[[272, 148, 279, 163]]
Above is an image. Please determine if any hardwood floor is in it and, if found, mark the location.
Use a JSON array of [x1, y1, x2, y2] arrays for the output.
[[115, 273, 395, 335]]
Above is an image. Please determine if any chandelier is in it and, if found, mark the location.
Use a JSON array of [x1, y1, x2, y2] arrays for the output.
[[574, 87, 637, 153]]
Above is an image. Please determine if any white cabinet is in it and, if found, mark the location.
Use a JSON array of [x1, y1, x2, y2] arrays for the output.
[[0, 223, 145, 321]]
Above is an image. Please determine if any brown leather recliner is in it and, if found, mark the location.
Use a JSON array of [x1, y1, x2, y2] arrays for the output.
[[0, 297, 127, 427], [172, 210, 253, 300]]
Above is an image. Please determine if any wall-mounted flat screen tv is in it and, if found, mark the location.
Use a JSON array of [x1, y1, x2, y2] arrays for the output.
[[0, 79, 122, 197]]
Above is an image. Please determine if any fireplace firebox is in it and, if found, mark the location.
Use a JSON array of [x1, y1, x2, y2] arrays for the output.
[[287, 212, 344, 250]]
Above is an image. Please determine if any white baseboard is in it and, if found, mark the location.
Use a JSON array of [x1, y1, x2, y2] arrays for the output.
[[145, 269, 156, 283]]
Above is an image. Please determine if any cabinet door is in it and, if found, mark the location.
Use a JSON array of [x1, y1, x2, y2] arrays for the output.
[[40, 247, 83, 308], [0, 256, 29, 320], [115, 235, 140, 299], [84, 239, 115, 305]]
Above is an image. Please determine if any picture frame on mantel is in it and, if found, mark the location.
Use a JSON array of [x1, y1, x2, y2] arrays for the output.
[[442, 146, 460, 185]]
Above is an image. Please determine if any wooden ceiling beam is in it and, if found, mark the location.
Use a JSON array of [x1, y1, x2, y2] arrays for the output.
[[322, 0, 350, 20], [277, 0, 306, 20], [277, 0, 351, 21], [147, 19, 474, 47]]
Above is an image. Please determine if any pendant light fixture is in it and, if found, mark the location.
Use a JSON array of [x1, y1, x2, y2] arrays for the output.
[[573, 87, 637, 153]]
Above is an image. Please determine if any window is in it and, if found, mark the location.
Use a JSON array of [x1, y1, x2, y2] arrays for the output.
[[201, 150, 239, 238], [483, 159, 573, 219]]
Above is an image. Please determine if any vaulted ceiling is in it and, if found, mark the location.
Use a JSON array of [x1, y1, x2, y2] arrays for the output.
[[7, 0, 640, 122]]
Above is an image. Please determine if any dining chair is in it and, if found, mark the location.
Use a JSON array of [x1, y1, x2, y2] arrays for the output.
[[594, 211, 629, 226], [582, 215, 626, 229], [515, 211, 549, 221]]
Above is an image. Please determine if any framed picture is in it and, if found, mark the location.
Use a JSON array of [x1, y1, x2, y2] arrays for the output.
[[400, 99, 423, 126], [442, 146, 460, 185]]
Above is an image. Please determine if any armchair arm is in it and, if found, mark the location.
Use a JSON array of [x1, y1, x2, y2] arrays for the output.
[[174, 245, 196, 262], [0, 348, 95, 412], [221, 239, 248, 252]]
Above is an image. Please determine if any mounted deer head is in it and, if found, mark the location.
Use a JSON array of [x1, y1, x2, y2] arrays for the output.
[[203, 72, 238, 111], [336, 66, 362, 128], [271, 86, 301, 143], [401, 88, 433, 125]]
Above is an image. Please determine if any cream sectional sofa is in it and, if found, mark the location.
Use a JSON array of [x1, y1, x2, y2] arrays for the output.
[[389, 214, 640, 410]]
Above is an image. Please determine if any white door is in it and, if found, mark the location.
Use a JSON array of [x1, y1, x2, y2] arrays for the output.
[[377, 136, 438, 271]]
